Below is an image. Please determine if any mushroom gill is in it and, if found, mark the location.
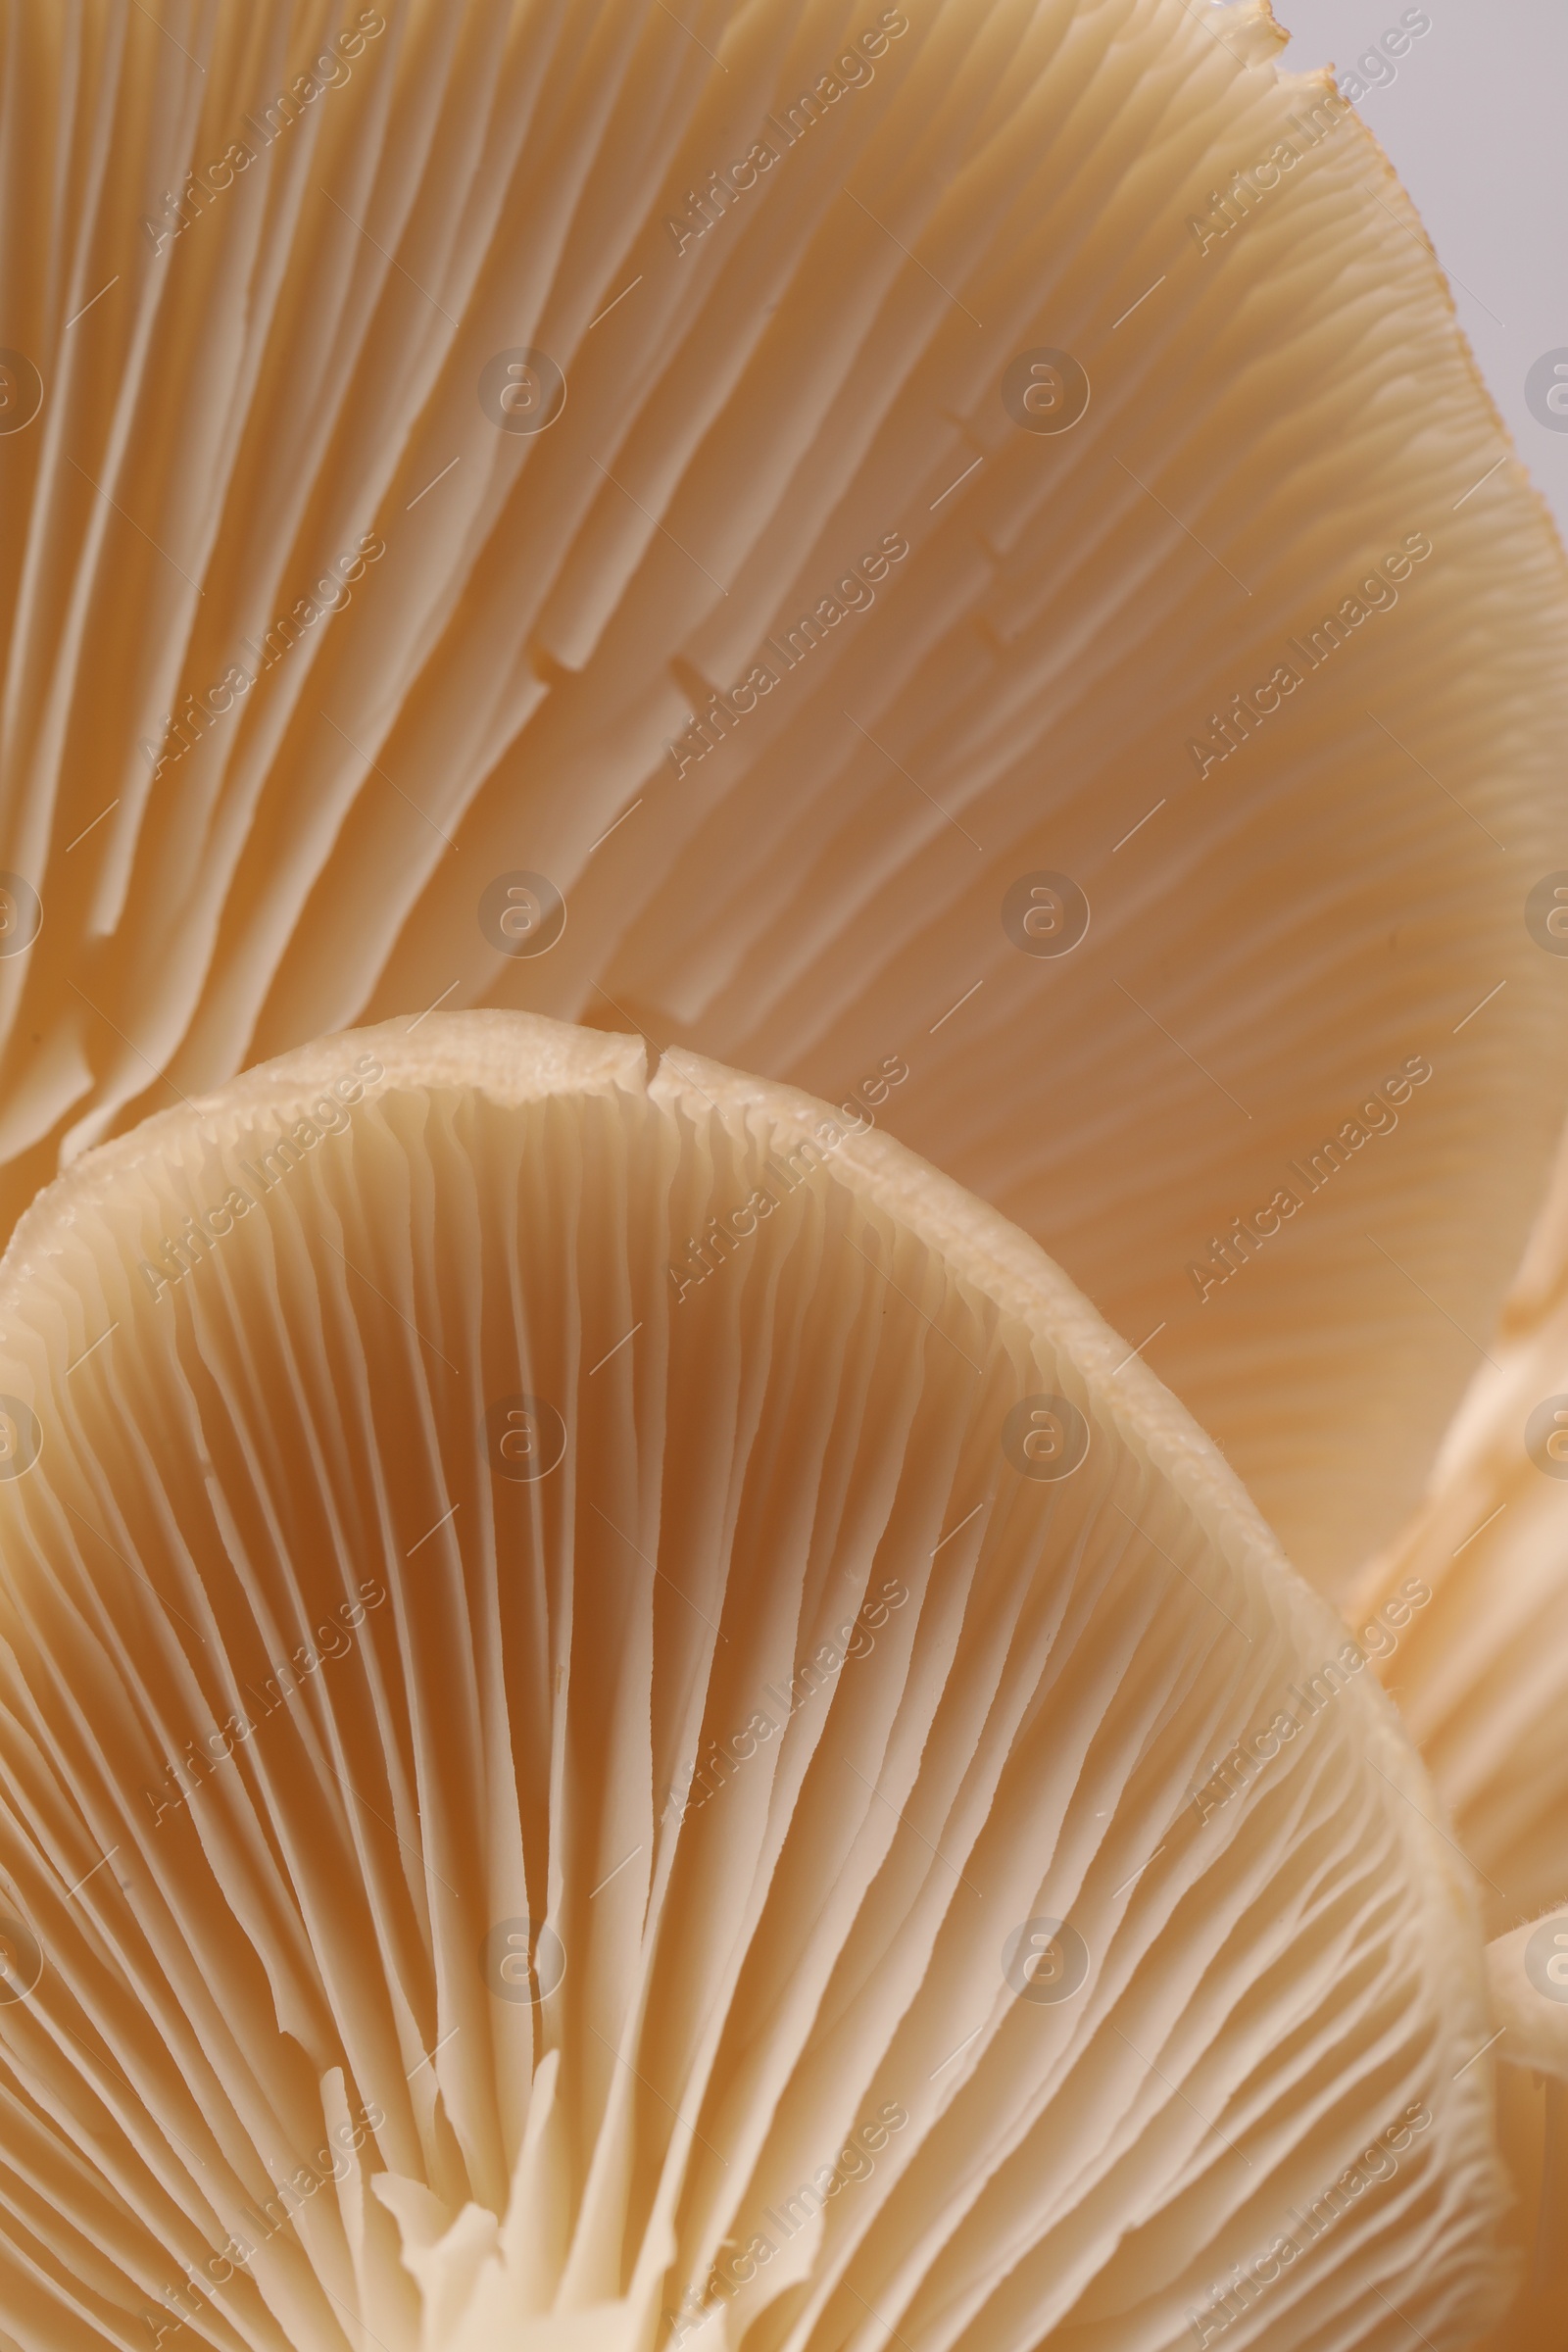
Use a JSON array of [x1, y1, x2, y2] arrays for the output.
[[1349, 1111, 1568, 1942], [0, 1012, 1510, 2347], [1349, 1113, 1568, 2349], [1, 0, 1564, 1604]]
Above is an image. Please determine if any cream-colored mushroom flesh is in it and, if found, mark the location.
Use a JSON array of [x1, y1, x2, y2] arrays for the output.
[[2, 0, 1565, 1601], [0, 1014, 1507, 2347], [1353, 1116, 1568, 1941], [1351, 1132, 1568, 2352]]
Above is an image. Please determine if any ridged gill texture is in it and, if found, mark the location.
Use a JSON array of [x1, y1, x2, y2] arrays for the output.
[[0, 0, 1565, 1598], [0, 1012, 1508, 2349], [1353, 1118, 1568, 2351], [1353, 1114, 1568, 1937]]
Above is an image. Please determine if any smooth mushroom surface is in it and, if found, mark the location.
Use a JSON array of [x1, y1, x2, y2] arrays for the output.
[[1, 0, 1565, 1602], [0, 1012, 1511, 2348]]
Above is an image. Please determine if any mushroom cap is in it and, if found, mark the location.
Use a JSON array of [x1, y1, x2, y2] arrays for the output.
[[1350, 1124, 1568, 2351], [0, 0, 1564, 1602], [1349, 1111, 1568, 1941], [0, 1011, 1509, 2347]]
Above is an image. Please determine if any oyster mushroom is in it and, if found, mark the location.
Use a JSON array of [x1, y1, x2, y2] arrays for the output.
[[1348, 1121, 1568, 1940], [0, 1013, 1511, 2346], [1349, 1121, 1568, 2349], [0, 0, 1563, 1602], [1460, 1911, 1568, 2351]]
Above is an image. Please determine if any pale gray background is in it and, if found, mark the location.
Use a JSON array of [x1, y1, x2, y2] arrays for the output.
[[1266, 0, 1568, 547]]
